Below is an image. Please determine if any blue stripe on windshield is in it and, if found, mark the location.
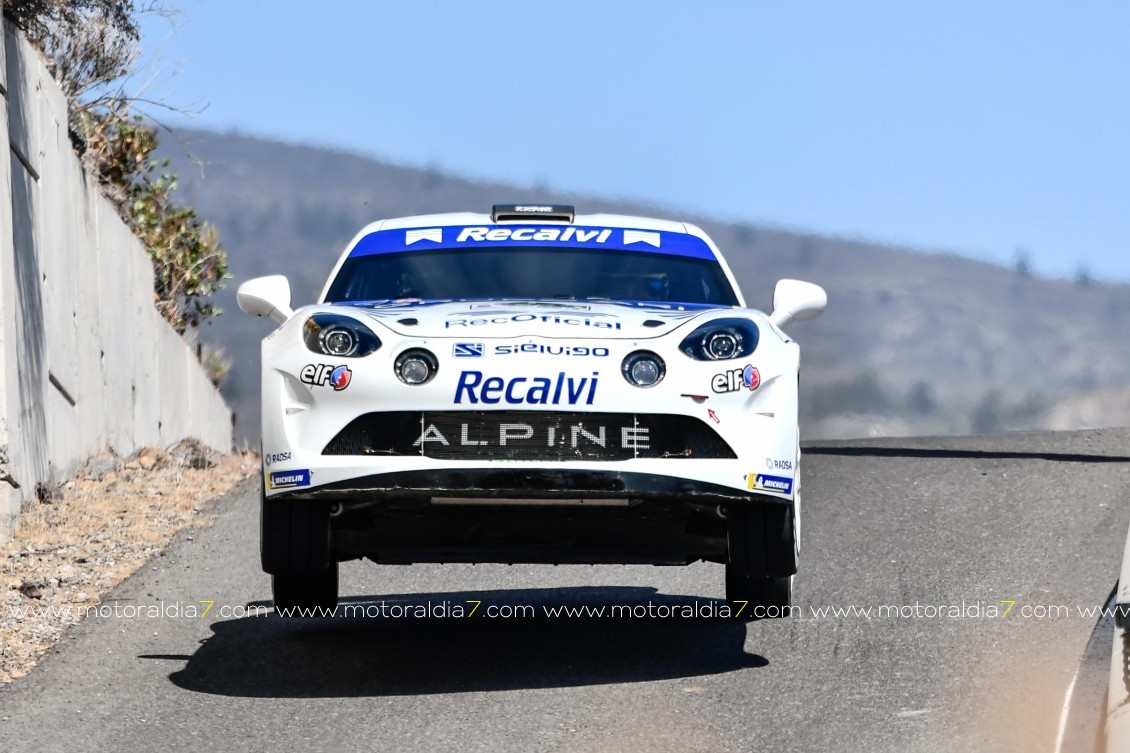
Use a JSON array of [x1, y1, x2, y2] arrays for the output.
[[349, 225, 716, 260]]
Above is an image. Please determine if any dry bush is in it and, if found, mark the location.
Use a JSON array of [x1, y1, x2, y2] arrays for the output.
[[4, 1, 229, 333]]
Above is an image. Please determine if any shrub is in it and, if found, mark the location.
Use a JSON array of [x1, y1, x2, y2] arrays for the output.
[[4, 1, 230, 335]]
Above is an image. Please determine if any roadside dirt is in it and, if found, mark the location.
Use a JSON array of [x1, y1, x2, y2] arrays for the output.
[[0, 442, 256, 682]]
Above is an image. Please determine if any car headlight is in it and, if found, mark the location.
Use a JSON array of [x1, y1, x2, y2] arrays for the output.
[[303, 314, 382, 357], [395, 349, 438, 385], [679, 318, 759, 361], [622, 351, 665, 388]]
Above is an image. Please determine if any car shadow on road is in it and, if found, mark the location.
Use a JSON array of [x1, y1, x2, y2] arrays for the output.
[[155, 586, 765, 698], [803, 446, 1130, 463]]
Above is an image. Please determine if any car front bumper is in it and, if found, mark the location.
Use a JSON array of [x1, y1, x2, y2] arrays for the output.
[[264, 468, 790, 567], [270, 467, 790, 507]]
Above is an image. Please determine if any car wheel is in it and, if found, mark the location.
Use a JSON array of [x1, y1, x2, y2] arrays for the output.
[[725, 570, 793, 618], [259, 483, 332, 575], [272, 567, 339, 615], [725, 504, 797, 618]]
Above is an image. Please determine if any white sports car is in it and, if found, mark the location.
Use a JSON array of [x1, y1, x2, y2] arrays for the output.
[[238, 205, 826, 616]]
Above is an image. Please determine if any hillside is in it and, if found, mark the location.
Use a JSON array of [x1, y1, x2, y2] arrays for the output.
[[159, 129, 1130, 440]]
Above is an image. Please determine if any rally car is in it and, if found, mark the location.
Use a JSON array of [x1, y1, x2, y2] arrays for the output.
[[238, 204, 826, 615]]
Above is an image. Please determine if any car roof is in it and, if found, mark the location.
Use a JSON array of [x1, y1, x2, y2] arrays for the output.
[[368, 212, 691, 234]]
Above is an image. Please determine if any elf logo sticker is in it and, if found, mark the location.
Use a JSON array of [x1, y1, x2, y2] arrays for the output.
[[748, 473, 793, 494], [269, 469, 310, 489], [300, 364, 352, 391], [712, 364, 760, 393]]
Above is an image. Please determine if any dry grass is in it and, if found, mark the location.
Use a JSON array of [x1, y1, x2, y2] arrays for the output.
[[0, 448, 256, 682]]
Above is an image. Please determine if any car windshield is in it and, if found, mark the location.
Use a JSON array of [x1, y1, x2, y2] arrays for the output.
[[324, 247, 740, 306]]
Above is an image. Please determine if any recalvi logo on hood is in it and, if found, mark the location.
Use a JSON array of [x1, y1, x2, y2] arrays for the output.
[[455, 371, 599, 405]]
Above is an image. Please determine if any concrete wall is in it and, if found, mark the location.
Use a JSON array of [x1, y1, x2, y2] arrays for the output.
[[0, 25, 232, 539]]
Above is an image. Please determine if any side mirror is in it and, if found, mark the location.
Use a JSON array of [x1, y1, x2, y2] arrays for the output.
[[237, 275, 294, 325], [769, 279, 827, 328]]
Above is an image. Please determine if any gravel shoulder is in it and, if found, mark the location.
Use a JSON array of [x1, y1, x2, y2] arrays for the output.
[[0, 444, 256, 682]]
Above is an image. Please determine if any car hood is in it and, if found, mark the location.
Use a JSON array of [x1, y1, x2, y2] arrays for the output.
[[339, 299, 729, 339]]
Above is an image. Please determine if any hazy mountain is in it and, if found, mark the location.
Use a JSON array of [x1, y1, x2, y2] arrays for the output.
[[159, 129, 1130, 441]]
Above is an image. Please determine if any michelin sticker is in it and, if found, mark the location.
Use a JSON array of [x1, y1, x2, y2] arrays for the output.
[[269, 469, 311, 489], [748, 473, 793, 494]]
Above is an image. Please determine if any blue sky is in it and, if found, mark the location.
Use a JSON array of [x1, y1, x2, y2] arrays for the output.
[[138, 1, 1129, 281]]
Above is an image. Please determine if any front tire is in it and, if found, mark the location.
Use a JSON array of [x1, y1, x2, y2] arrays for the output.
[[260, 482, 339, 614], [725, 504, 797, 618], [260, 484, 333, 575], [272, 567, 339, 615], [725, 571, 793, 617]]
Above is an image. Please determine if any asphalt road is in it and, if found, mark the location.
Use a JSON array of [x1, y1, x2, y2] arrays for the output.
[[2, 429, 1129, 753]]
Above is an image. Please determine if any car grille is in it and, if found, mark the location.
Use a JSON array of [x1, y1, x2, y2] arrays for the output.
[[322, 411, 736, 461]]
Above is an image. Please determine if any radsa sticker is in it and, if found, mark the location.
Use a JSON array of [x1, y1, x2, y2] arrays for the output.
[[748, 473, 792, 494], [264, 451, 292, 467]]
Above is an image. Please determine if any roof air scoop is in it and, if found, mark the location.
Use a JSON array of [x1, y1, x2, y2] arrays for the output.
[[491, 204, 575, 223]]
